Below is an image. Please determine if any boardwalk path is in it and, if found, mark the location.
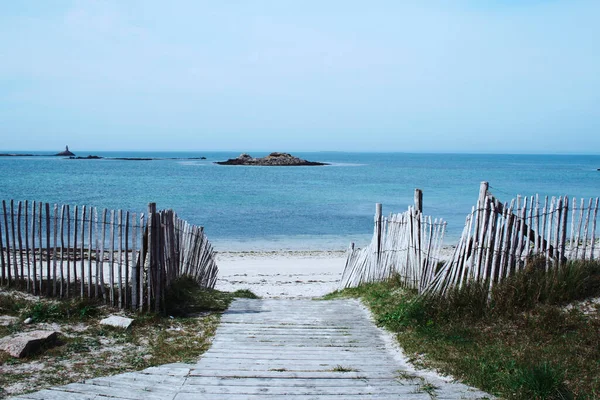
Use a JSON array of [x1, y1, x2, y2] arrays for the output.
[[13, 299, 492, 399]]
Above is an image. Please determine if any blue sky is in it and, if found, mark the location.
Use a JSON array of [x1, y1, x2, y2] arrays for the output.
[[1, 1, 599, 153]]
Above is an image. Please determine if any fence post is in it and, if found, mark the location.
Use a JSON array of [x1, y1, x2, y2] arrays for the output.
[[414, 189, 423, 274], [376, 203, 383, 264], [147, 202, 156, 311], [414, 189, 423, 214]]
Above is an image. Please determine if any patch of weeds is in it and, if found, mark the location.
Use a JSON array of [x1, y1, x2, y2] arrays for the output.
[[330, 365, 358, 372], [164, 276, 258, 316], [23, 299, 100, 323], [65, 337, 101, 353], [231, 289, 259, 299], [506, 362, 573, 400], [417, 382, 438, 397], [0, 291, 30, 316]]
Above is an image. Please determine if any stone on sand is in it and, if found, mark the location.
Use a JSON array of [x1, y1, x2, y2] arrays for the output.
[[0, 330, 59, 358], [100, 315, 134, 329]]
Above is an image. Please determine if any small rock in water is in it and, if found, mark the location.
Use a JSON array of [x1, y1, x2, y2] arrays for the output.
[[0, 330, 59, 358], [100, 315, 134, 329], [0, 316, 19, 326], [23, 317, 33, 324]]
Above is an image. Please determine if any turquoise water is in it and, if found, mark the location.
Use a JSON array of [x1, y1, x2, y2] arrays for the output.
[[1, 152, 598, 251]]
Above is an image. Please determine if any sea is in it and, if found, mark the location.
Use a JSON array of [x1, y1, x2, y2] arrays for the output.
[[1, 152, 598, 252]]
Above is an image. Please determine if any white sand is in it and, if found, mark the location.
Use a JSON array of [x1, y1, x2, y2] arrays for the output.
[[215, 246, 456, 299], [215, 251, 347, 298]]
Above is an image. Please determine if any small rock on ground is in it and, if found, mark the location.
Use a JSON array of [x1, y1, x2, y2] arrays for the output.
[[100, 315, 134, 329], [0, 330, 59, 358]]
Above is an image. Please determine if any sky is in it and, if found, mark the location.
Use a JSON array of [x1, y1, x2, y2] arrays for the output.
[[0, 1, 599, 153]]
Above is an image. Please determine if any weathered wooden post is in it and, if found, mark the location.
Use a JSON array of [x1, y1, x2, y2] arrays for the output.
[[147, 202, 156, 311], [414, 189, 423, 214], [3, 200, 12, 285], [376, 203, 383, 265], [414, 189, 423, 273]]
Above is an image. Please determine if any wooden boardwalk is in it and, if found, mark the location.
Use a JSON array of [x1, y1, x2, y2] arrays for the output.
[[12, 299, 492, 399]]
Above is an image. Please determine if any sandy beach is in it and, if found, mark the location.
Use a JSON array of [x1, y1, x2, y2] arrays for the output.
[[215, 250, 347, 298], [215, 246, 459, 298]]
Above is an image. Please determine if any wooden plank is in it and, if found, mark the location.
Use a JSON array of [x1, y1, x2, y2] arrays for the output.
[[569, 197, 577, 257], [59, 205, 66, 297], [45, 202, 51, 296], [490, 203, 504, 286], [87, 206, 93, 298], [139, 213, 145, 311], [500, 201, 515, 281], [475, 198, 489, 280], [38, 201, 43, 294], [73, 205, 78, 285], [547, 198, 557, 269], [94, 208, 100, 298], [534, 194, 540, 254], [581, 198, 592, 260], [118, 209, 123, 308], [573, 198, 584, 259], [2, 200, 12, 285], [483, 201, 497, 286], [559, 196, 569, 265], [99, 209, 108, 301], [458, 207, 475, 289], [0, 200, 5, 285], [109, 210, 115, 306], [31, 201, 37, 294], [553, 197, 562, 261], [155, 211, 163, 312], [66, 205, 71, 297], [414, 188, 423, 213], [515, 199, 526, 270], [52, 204, 58, 296], [131, 212, 138, 311], [590, 198, 599, 260], [523, 196, 534, 261], [147, 203, 156, 311], [80, 205, 86, 298], [25, 200, 30, 291], [540, 197, 548, 254], [10, 200, 18, 284], [124, 210, 130, 309], [17, 201, 24, 286]]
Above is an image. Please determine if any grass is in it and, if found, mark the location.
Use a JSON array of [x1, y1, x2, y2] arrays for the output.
[[330, 365, 358, 372], [325, 258, 600, 399], [164, 276, 259, 316]]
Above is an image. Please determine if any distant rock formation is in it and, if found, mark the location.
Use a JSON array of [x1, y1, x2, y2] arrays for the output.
[[55, 146, 75, 157], [69, 155, 103, 160], [216, 153, 329, 166]]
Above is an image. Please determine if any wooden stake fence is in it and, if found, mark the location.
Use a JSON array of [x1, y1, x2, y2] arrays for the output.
[[343, 183, 600, 298], [424, 182, 600, 297], [0, 201, 218, 312], [340, 189, 447, 290]]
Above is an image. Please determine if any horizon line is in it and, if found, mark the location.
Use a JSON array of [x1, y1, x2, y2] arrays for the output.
[[2, 149, 600, 157]]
